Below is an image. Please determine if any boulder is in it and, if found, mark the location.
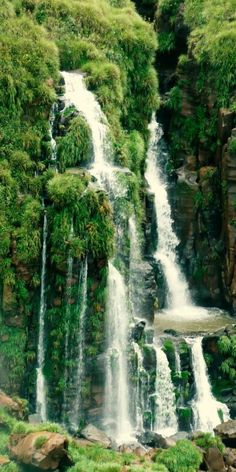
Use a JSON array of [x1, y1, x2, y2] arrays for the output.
[[80, 425, 111, 448], [204, 446, 226, 472], [9, 431, 72, 470], [138, 431, 170, 448], [224, 448, 236, 467], [0, 391, 26, 419], [132, 321, 146, 342], [214, 420, 236, 447]]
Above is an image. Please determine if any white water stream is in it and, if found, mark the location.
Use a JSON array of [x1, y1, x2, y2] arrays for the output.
[[153, 345, 178, 436], [62, 71, 133, 442], [145, 118, 190, 308], [146, 116, 230, 434], [36, 208, 48, 422], [189, 337, 230, 431], [105, 263, 133, 443]]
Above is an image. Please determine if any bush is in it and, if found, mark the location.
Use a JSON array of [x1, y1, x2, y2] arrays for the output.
[[156, 439, 202, 472], [194, 432, 225, 453], [57, 115, 93, 170]]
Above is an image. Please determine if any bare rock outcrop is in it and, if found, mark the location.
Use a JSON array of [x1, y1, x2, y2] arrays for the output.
[[9, 431, 72, 470]]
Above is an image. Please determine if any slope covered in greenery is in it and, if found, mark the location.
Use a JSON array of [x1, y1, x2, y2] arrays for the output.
[[0, 0, 158, 415]]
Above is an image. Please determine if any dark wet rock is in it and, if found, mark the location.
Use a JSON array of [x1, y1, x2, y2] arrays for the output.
[[214, 420, 236, 447], [138, 431, 171, 448], [132, 321, 146, 342], [163, 329, 179, 337]]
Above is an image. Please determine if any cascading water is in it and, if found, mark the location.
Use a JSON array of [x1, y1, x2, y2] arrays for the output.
[[62, 71, 133, 441], [132, 342, 145, 433], [145, 118, 190, 308], [36, 207, 48, 422], [128, 216, 145, 319], [189, 337, 230, 431], [145, 116, 231, 434], [61, 71, 119, 194], [105, 262, 133, 443], [153, 345, 178, 436]]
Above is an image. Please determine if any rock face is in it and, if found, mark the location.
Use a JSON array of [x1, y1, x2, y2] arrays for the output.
[[222, 128, 236, 309], [214, 420, 236, 448], [80, 424, 111, 448], [9, 431, 72, 470]]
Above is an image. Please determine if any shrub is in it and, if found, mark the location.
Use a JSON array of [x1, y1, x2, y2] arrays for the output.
[[156, 439, 202, 472], [57, 115, 93, 170], [194, 432, 225, 453]]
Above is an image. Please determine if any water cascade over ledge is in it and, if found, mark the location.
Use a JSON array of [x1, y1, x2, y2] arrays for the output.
[[145, 116, 230, 434], [62, 71, 133, 442], [189, 336, 230, 431]]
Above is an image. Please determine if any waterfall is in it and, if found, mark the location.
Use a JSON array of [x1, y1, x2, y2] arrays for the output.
[[62, 71, 133, 441], [189, 337, 230, 431], [36, 208, 48, 422], [72, 258, 88, 429], [61, 71, 119, 194], [128, 216, 145, 319], [145, 118, 190, 308], [132, 342, 145, 432], [153, 345, 178, 436], [105, 262, 133, 444], [175, 348, 181, 374]]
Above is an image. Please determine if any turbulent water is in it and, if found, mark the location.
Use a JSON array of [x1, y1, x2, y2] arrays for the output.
[[36, 208, 48, 422], [105, 263, 133, 443], [146, 116, 230, 435], [51, 74, 232, 440], [62, 71, 133, 442], [153, 345, 178, 436], [145, 118, 190, 308], [189, 337, 230, 431]]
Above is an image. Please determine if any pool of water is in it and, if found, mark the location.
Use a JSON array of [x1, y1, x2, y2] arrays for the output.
[[155, 305, 235, 335]]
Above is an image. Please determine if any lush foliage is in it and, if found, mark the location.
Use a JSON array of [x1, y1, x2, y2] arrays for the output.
[[155, 440, 202, 472], [218, 335, 236, 380], [0, 0, 158, 402], [194, 432, 225, 453]]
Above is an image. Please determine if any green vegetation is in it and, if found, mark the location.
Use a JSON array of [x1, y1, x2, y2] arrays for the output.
[[157, 0, 236, 166], [155, 440, 202, 472], [194, 432, 225, 453], [0, 0, 158, 403], [34, 435, 49, 449], [218, 335, 236, 380], [57, 115, 93, 171]]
